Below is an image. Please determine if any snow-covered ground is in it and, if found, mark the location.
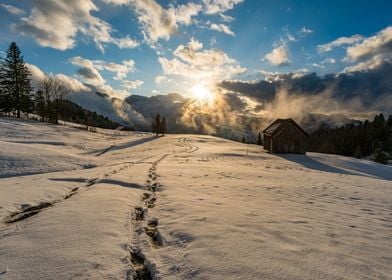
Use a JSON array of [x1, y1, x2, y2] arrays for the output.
[[0, 118, 391, 280]]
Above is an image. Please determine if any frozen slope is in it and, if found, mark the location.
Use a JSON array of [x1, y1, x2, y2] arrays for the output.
[[0, 118, 391, 280]]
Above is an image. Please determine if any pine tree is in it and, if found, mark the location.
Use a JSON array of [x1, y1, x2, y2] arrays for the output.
[[0, 64, 7, 115], [152, 114, 161, 136], [241, 136, 246, 143], [257, 132, 263, 145], [160, 117, 167, 136], [0, 51, 12, 115], [1, 42, 33, 118]]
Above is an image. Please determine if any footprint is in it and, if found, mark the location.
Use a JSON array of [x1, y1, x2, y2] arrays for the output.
[[127, 249, 152, 280], [135, 207, 145, 221], [145, 197, 156, 208], [144, 219, 163, 247]]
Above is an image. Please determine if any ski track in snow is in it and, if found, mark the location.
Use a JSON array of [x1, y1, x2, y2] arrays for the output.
[[0, 118, 392, 280]]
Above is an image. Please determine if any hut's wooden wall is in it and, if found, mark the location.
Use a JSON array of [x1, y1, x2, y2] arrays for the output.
[[263, 135, 272, 152], [271, 123, 307, 154]]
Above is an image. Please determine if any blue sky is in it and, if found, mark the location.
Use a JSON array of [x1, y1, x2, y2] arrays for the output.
[[0, 0, 391, 98]]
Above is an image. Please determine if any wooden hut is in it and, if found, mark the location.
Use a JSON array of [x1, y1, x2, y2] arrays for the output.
[[263, 118, 308, 154]]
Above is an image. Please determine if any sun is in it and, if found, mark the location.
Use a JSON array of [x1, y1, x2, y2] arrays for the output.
[[191, 84, 214, 103]]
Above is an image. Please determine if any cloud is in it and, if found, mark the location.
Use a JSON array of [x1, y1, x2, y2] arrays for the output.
[[317, 34, 363, 53], [70, 56, 136, 81], [345, 26, 392, 61], [69, 56, 132, 98], [203, 0, 244, 14], [341, 26, 392, 72], [158, 37, 246, 84], [298, 27, 313, 37], [1, 4, 25, 16], [103, 0, 243, 45], [174, 2, 203, 25], [128, 0, 207, 44], [27, 63, 91, 93], [70, 57, 106, 88], [344, 55, 391, 72], [322, 58, 336, 64], [264, 45, 291, 66], [155, 75, 172, 84], [122, 80, 144, 90], [103, 0, 201, 44], [219, 13, 234, 22], [113, 36, 139, 49], [128, 0, 177, 44], [12, 0, 138, 51], [210, 23, 235, 36], [95, 60, 136, 80], [27, 63, 148, 127], [219, 62, 392, 119]]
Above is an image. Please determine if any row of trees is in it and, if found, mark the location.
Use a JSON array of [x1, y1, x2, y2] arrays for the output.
[[308, 113, 392, 164], [0, 42, 68, 124], [34, 75, 69, 124], [1, 42, 169, 133], [56, 99, 120, 129]]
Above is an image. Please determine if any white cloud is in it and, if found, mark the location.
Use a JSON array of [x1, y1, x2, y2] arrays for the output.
[[174, 2, 203, 25], [122, 80, 144, 90], [103, 0, 203, 44], [322, 58, 336, 64], [70, 57, 136, 81], [103, 0, 243, 45], [12, 0, 138, 51], [317, 34, 364, 53], [1, 4, 24, 16], [344, 55, 391, 73], [203, 0, 244, 14], [101, 0, 130, 4], [298, 27, 313, 37], [129, 0, 177, 44], [95, 60, 136, 80], [219, 13, 234, 22], [264, 45, 291, 66], [260, 69, 309, 82], [345, 26, 392, 61], [27, 63, 91, 93], [69, 57, 107, 88], [155, 75, 172, 84], [158, 38, 246, 84], [343, 26, 392, 72], [69, 56, 139, 97], [111, 36, 139, 49], [210, 23, 235, 36]]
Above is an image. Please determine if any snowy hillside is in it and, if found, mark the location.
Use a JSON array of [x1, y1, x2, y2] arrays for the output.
[[0, 118, 391, 280]]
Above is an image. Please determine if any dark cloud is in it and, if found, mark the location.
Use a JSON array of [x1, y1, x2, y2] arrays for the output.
[[218, 80, 276, 101], [219, 62, 392, 114], [77, 67, 99, 80]]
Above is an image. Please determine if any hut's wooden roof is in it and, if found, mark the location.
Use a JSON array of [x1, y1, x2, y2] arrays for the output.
[[263, 118, 309, 137]]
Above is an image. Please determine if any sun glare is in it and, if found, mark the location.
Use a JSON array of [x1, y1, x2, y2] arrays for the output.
[[191, 84, 214, 104]]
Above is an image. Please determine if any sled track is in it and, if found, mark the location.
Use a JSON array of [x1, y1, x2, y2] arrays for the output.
[[177, 137, 199, 153]]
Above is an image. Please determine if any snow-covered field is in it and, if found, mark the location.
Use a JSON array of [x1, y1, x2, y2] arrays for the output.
[[0, 118, 391, 280]]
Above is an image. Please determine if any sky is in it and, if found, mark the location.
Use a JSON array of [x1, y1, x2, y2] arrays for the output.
[[0, 0, 391, 100]]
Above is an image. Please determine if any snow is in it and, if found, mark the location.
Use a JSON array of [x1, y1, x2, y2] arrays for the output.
[[0, 118, 391, 279]]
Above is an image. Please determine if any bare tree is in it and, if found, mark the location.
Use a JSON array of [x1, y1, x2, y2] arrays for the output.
[[39, 74, 69, 123]]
